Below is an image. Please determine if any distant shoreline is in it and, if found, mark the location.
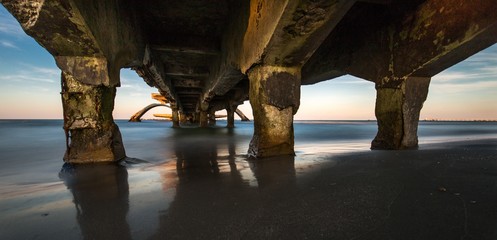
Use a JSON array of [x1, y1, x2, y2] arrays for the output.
[[1, 119, 497, 122]]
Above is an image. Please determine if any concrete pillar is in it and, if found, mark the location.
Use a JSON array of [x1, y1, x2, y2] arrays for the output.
[[199, 101, 209, 127], [199, 111, 208, 127], [247, 66, 301, 158], [226, 106, 235, 128], [208, 110, 216, 126], [372, 77, 431, 150], [61, 71, 125, 163], [179, 112, 188, 124], [171, 107, 180, 128], [193, 112, 200, 124]]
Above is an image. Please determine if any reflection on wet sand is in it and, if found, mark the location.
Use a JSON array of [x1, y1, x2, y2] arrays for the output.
[[49, 129, 497, 239], [149, 128, 297, 239], [59, 163, 132, 240]]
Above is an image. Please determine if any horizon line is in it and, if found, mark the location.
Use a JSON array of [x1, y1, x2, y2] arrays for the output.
[[1, 118, 497, 122]]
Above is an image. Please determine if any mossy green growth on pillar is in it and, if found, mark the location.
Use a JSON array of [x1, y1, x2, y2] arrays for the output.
[[61, 71, 125, 163], [248, 65, 301, 158], [372, 77, 431, 150]]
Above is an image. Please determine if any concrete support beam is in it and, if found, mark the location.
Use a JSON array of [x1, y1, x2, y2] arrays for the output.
[[151, 93, 168, 104], [235, 109, 250, 121], [199, 111, 208, 128], [372, 77, 431, 150], [129, 103, 169, 122], [61, 71, 125, 163], [226, 104, 236, 128], [241, 0, 356, 71], [301, 0, 497, 152], [1, 0, 103, 57], [240, 1, 353, 158], [173, 79, 203, 89], [179, 112, 188, 124], [201, 0, 355, 114], [166, 72, 209, 78], [2, 0, 144, 73], [227, 109, 235, 128], [1, 0, 147, 164], [199, 1, 249, 105], [359, 0, 391, 4], [134, 47, 176, 102], [396, 0, 497, 78], [248, 66, 300, 158], [208, 110, 216, 126], [171, 104, 180, 128], [151, 44, 220, 56], [303, 0, 497, 84]]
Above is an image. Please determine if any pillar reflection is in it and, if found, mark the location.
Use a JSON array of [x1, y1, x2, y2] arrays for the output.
[[150, 128, 297, 239], [59, 163, 131, 240], [173, 129, 221, 177], [249, 155, 296, 189]]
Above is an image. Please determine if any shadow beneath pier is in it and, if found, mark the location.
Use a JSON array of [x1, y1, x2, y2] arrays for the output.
[[59, 163, 131, 240], [148, 127, 298, 239]]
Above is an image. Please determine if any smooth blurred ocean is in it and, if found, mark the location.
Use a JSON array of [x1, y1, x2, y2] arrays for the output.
[[0, 119, 496, 184], [0, 119, 496, 239]]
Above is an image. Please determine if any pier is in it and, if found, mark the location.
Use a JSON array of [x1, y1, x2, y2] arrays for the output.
[[2, 0, 496, 163]]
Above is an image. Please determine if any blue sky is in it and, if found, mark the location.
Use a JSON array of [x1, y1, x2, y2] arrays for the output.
[[1, 5, 496, 120]]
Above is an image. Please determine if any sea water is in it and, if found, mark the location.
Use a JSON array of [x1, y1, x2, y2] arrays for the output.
[[0, 119, 496, 239], [0, 119, 495, 184]]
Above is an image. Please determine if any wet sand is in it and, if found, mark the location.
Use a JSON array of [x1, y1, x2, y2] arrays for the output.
[[1, 137, 496, 240]]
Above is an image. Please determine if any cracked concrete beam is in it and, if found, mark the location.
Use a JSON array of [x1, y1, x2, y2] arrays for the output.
[[1, 0, 103, 57], [70, 0, 145, 68], [133, 46, 177, 105], [151, 44, 220, 56], [303, 0, 497, 85], [202, 0, 355, 107], [199, 1, 249, 106], [241, 0, 356, 71], [395, 0, 497, 78], [2, 0, 145, 86], [173, 79, 204, 89]]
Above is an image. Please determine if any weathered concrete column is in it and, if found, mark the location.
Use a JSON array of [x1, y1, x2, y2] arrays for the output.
[[198, 101, 209, 127], [192, 112, 200, 123], [199, 111, 209, 127], [208, 110, 216, 126], [179, 112, 188, 124], [248, 66, 301, 158], [171, 105, 180, 128], [372, 77, 431, 150], [60, 70, 125, 163], [226, 105, 235, 128]]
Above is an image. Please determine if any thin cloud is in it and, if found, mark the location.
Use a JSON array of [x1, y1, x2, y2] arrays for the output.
[[0, 64, 59, 84], [129, 92, 145, 97], [433, 67, 497, 83], [0, 10, 26, 38], [0, 74, 55, 83], [30, 65, 59, 77], [431, 80, 497, 94], [432, 71, 480, 82], [429, 44, 497, 95], [120, 75, 152, 91], [479, 65, 497, 75], [464, 49, 497, 64], [120, 84, 134, 88], [0, 40, 19, 49]]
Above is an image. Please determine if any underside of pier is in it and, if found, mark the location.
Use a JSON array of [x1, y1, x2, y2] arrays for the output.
[[2, 0, 496, 163]]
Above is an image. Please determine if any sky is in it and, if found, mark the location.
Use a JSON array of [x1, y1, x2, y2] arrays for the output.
[[1, 5, 496, 120]]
